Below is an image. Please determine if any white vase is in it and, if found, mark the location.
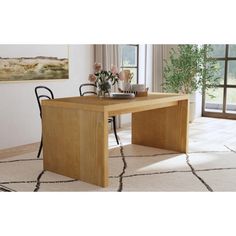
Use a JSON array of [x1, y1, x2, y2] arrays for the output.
[[119, 81, 131, 91], [97, 81, 111, 97], [189, 91, 202, 123], [189, 99, 195, 123]]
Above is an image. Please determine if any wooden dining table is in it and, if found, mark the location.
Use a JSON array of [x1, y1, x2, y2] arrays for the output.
[[41, 93, 189, 187]]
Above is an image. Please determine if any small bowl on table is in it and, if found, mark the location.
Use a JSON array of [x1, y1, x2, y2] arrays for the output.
[[131, 84, 148, 97]]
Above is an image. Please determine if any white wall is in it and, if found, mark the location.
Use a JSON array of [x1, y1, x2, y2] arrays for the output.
[[0, 44, 94, 149], [144, 44, 153, 91], [138, 45, 146, 84]]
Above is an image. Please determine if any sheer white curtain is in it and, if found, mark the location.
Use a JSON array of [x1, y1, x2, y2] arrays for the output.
[[94, 44, 120, 71], [151, 45, 177, 92], [94, 44, 121, 126], [94, 44, 120, 92], [94, 44, 177, 93]]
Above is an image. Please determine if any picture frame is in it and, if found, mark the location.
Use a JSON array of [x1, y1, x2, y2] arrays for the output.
[[0, 44, 69, 82]]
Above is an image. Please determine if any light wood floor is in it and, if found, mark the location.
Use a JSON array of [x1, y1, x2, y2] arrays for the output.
[[0, 143, 39, 160]]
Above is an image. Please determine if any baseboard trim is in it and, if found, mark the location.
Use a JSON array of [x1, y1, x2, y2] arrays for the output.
[[0, 143, 39, 160]]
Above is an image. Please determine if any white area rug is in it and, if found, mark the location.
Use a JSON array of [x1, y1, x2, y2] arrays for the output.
[[1, 117, 236, 192]]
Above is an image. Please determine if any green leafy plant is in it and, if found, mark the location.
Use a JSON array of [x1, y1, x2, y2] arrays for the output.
[[163, 44, 220, 97]]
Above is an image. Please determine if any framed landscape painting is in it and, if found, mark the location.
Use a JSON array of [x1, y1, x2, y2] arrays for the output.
[[0, 44, 69, 82]]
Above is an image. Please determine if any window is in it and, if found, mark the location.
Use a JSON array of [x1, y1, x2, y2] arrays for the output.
[[119, 45, 139, 84], [203, 44, 236, 119]]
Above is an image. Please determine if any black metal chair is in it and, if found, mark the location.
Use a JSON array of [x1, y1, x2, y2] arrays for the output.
[[79, 83, 119, 145], [35, 86, 54, 158], [79, 83, 97, 96]]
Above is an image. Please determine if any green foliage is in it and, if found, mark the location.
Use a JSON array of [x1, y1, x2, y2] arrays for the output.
[[163, 44, 220, 96], [95, 70, 119, 86], [97, 80, 111, 93]]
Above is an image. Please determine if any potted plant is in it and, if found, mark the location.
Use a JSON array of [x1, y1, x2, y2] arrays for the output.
[[162, 44, 220, 122]]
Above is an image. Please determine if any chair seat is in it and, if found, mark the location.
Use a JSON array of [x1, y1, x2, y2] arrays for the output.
[[108, 117, 114, 123]]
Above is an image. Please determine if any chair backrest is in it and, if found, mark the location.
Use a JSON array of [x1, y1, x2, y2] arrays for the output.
[[79, 83, 97, 96], [35, 86, 54, 118]]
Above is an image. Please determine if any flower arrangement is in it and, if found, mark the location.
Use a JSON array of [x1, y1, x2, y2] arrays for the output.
[[89, 63, 125, 96]]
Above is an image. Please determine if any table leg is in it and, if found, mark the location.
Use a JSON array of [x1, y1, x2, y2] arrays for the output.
[[132, 100, 188, 153], [42, 106, 108, 187]]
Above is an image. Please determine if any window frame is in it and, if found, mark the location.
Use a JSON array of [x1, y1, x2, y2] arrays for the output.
[[120, 44, 139, 84], [202, 44, 236, 119]]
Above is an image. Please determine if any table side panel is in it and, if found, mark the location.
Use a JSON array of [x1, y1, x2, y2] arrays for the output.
[[42, 106, 81, 179], [132, 99, 189, 153], [42, 105, 109, 187], [79, 109, 108, 187]]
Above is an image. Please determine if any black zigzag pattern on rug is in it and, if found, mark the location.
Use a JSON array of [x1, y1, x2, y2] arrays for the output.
[[186, 154, 213, 192], [34, 170, 45, 192], [117, 140, 127, 192], [0, 184, 16, 192], [0, 144, 236, 191]]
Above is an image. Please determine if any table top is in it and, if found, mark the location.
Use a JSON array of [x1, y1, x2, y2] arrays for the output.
[[42, 93, 189, 115]]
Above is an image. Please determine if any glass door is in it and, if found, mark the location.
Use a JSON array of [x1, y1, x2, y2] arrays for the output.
[[202, 44, 236, 119]]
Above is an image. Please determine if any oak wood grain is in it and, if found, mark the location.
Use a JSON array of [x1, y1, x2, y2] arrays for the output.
[[132, 100, 189, 153], [42, 93, 189, 187]]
